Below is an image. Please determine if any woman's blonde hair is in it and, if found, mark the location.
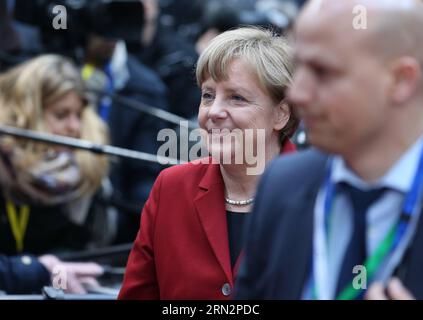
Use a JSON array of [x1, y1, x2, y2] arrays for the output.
[[0, 54, 108, 196], [196, 27, 299, 143]]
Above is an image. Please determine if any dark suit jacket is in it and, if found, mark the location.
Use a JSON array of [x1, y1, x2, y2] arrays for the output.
[[108, 55, 169, 210], [107, 55, 170, 242], [118, 142, 296, 300], [235, 149, 423, 299], [0, 194, 91, 256]]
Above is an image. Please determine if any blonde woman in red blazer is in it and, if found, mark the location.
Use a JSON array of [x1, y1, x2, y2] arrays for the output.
[[118, 27, 298, 300]]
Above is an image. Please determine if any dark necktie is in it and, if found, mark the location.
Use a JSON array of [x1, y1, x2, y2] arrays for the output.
[[335, 183, 386, 298]]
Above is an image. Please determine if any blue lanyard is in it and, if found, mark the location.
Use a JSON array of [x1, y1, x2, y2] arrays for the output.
[[312, 143, 423, 299], [98, 64, 114, 121]]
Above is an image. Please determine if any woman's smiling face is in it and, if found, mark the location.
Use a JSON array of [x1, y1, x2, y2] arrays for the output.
[[198, 58, 288, 164]]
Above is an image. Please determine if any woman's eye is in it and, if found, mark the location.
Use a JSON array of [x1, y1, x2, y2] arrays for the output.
[[201, 92, 214, 100], [312, 65, 330, 80], [54, 112, 67, 120], [231, 95, 246, 102], [201, 92, 215, 104]]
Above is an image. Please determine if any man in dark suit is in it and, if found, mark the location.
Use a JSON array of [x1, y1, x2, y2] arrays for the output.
[[235, 0, 423, 300], [83, 32, 170, 243]]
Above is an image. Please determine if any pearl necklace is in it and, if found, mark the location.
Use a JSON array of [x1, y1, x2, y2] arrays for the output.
[[225, 197, 254, 206]]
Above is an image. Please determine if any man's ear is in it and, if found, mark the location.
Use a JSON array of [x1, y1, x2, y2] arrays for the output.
[[389, 56, 421, 104], [273, 101, 290, 131]]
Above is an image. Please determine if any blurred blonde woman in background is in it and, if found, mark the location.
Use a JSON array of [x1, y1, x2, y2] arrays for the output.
[[0, 54, 109, 294]]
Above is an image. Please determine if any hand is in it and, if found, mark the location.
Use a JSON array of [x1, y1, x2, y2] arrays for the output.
[[365, 277, 415, 300], [38, 254, 104, 294]]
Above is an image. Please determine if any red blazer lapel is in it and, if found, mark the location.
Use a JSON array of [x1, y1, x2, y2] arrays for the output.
[[194, 163, 233, 284]]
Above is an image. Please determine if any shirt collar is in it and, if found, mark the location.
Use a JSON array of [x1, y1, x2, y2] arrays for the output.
[[332, 136, 423, 193]]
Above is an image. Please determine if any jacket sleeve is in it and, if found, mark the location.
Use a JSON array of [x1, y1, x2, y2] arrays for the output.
[[0, 254, 50, 294], [118, 171, 164, 299]]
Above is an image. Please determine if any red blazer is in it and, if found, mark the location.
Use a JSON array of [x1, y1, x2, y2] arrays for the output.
[[118, 141, 296, 300]]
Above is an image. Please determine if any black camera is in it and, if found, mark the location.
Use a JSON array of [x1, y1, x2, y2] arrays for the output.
[[13, 0, 144, 54]]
